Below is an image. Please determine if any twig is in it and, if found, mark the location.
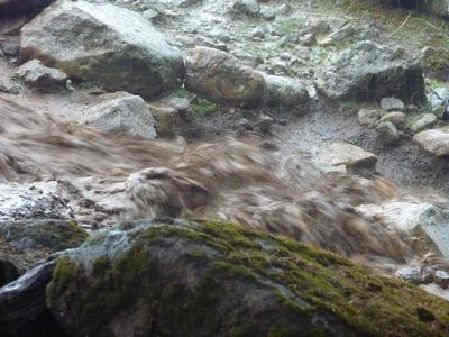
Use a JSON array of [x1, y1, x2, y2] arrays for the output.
[[388, 11, 412, 38]]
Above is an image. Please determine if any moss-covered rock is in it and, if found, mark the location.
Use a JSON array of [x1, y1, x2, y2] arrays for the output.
[[421, 46, 449, 82], [47, 219, 449, 337]]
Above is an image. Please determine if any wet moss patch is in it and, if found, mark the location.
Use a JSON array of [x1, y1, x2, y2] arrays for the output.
[[47, 220, 449, 337]]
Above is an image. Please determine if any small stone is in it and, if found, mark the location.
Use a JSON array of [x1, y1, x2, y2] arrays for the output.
[[15, 60, 67, 92], [376, 120, 399, 144], [395, 266, 423, 284], [379, 111, 406, 129], [358, 108, 382, 128], [435, 270, 449, 289], [256, 114, 274, 134]]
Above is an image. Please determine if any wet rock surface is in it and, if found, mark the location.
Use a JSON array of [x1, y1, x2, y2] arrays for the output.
[[42, 219, 449, 337], [316, 41, 425, 103], [82, 92, 157, 139], [20, 0, 184, 99]]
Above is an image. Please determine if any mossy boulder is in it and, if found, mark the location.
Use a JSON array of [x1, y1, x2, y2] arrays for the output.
[[0, 219, 89, 252], [0, 219, 88, 275], [47, 219, 449, 337], [421, 47, 449, 82]]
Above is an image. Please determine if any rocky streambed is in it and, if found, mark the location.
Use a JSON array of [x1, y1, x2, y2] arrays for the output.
[[2, 0, 449, 336]]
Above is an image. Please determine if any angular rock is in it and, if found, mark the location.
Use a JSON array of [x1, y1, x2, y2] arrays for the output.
[[82, 92, 157, 139], [427, 87, 449, 115], [150, 105, 178, 138], [435, 270, 449, 289], [229, 0, 260, 17], [376, 120, 399, 144], [395, 266, 423, 284], [358, 108, 383, 128], [319, 25, 359, 47], [313, 143, 377, 173], [414, 127, 449, 156], [185, 46, 266, 107], [262, 73, 311, 111], [20, 0, 184, 99], [379, 111, 406, 129], [316, 41, 425, 103], [407, 113, 437, 133], [380, 97, 405, 112], [43, 219, 449, 337], [14, 59, 67, 92]]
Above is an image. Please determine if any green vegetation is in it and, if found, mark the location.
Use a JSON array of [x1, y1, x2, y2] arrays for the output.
[[332, 0, 449, 49], [191, 97, 219, 119], [47, 220, 449, 337]]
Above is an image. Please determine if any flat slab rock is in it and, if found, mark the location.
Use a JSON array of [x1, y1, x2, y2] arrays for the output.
[[313, 143, 377, 172], [0, 181, 72, 220], [414, 127, 449, 156]]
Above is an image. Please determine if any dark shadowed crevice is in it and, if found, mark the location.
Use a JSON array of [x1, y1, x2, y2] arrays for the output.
[[0, 260, 19, 287]]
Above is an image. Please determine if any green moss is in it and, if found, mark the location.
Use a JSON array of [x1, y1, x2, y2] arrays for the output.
[[191, 97, 219, 119], [40, 220, 89, 250], [48, 220, 449, 337], [422, 47, 449, 77], [47, 256, 78, 299]]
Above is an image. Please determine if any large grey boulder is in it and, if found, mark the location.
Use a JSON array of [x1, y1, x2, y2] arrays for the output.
[[414, 127, 449, 156], [185, 46, 266, 107], [316, 41, 425, 103], [82, 92, 157, 139], [20, 0, 184, 99]]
